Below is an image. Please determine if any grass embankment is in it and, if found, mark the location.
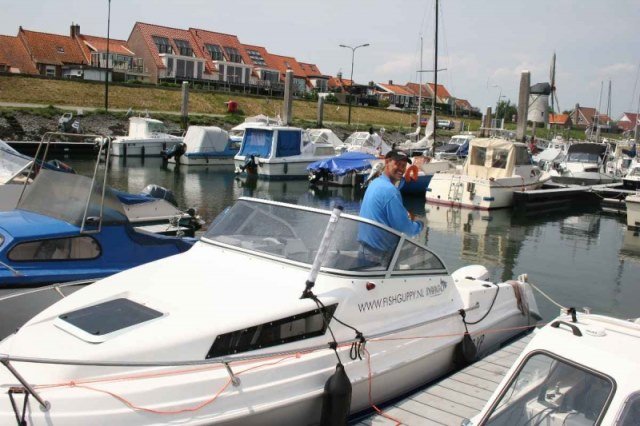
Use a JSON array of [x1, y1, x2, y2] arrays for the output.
[[0, 75, 483, 131]]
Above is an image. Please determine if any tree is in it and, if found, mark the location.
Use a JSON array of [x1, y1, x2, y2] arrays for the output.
[[496, 99, 517, 121]]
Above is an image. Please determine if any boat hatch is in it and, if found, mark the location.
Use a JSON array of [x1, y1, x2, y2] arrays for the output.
[[481, 351, 615, 425], [204, 199, 446, 275], [206, 304, 337, 358], [55, 298, 164, 343]]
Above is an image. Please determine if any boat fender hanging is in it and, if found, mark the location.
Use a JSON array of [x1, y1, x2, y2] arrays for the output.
[[404, 164, 419, 182], [454, 309, 478, 366], [320, 363, 352, 426]]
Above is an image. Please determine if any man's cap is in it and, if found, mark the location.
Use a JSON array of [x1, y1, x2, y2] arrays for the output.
[[385, 149, 412, 164]]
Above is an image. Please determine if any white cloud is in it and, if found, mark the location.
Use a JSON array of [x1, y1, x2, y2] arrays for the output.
[[373, 53, 416, 79]]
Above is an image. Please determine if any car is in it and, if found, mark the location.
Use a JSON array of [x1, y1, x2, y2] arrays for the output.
[[410, 117, 430, 127], [436, 119, 455, 130]]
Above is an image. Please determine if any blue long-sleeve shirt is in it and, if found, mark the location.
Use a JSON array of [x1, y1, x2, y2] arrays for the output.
[[358, 174, 423, 251]]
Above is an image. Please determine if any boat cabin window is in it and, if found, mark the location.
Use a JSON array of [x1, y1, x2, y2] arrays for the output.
[[567, 152, 601, 163], [491, 149, 509, 169], [9, 236, 101, 261], [147, 121, 168, 134], [314, 146, 336, 156], [239, 128, 273, 158], [59, 298, 163, 336], [206, 304, 337, 358], [204, 200, 403, 272], [515, 147, 532, 165], [482, 351, 614, 425], [275, 130, 302, 157], [470, 147, 487, 166], [618, 391, 640, 426], [393, 240, 445, 271]]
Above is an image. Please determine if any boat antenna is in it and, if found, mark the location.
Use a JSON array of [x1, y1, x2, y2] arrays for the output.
[[301, 205, 343, 299]]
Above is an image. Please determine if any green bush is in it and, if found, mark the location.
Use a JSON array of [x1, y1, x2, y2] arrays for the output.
[[324, 93, 338, 104], [379, 99, 391, 108]]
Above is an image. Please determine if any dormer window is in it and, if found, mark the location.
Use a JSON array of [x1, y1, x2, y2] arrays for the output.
[[224, 46, 242, 63], [173, 39, 193, 57], [247, 49, 266, 66], [152, 36, 173, 54], [205, 43, 224, 61], [57, 47, 65, 53]]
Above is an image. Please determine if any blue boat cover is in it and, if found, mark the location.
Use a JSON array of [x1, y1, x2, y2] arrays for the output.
[[307, 152, 377, 176], [113, 190, 155, 205]]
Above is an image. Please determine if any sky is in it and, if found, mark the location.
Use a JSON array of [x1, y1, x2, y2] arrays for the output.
[[1, 0, 639, 118]]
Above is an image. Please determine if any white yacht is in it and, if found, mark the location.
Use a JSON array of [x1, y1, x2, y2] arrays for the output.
[[533, 136, 570, 171], [0, 198, 539, 425], [626, 193, 640, 229], [434, 133, 474, 160], [467, 310, 640, 426], [234, 124, 336, 179], [605, 140, 635, 178], [165, 126, 240, 166], [549, 142, 614, 185], [339, 131, 392, 156], [427, 138, 550, 209], [306, 128, 344, 149], [111, 117, 183, 157]]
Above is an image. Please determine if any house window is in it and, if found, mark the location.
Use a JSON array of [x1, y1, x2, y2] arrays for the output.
[[224, 46, 242, 63], [247, 49, 265, 66], [173, 39, 193, 57], [226, 65, 244, 83], [315, 79, 328, 92], [152, 36, 173, 54], [293, 78, 306, 93], [261, 70, 279, 83], [45, 65, 56, 77], [9, 236, 101, 261], [205, 44, 224, 61], [205, 304, 338, 358], [56, 47, 65, 53]]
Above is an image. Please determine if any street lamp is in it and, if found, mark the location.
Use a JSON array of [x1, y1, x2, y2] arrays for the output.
[[339, 43, 370, 125], [104, 0, 111, 112], [492, 84, 502, 111]]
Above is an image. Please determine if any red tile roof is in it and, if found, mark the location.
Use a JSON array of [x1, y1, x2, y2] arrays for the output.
[[299, 62, 326, 78], [618, 112, 639, 131], [455, 99, 473, 110], [77, 34, 134, 60], [130, 22, 202, 70], [189, 28, 252, 73], [549, 113, 570, 125], [377, 82, 415, 96], [269, 54, 308, 80], [19, 28, 85, 66], [405, 82, 429, 97], [427, 83, 451, 100], [241, 44, 279, 71], [0, 35, 37, 73]]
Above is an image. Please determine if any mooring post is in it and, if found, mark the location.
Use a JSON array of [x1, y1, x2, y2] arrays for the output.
[[481, 107, 492, 137], [516, 71, 531, 142], [317, 96, 324, 127], [283, 70, 294, 125], [181, 81, 189, 130]]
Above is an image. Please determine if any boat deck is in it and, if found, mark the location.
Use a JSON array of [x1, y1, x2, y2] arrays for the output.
[[353, 332, 534, 425]]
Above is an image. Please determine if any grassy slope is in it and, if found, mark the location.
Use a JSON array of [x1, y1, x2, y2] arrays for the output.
[[0, 75, 484, 130]]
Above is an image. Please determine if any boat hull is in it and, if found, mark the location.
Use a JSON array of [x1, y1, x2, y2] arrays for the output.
[[626, 195, 640, 229], [551, 172, 615, 186], [111, 139, 183, 157], [234, 157, 326, 180], [170, 155, 235, 166]]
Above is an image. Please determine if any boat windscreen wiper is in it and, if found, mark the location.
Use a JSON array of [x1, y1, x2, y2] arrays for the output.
[[0, 260, 23, 277]]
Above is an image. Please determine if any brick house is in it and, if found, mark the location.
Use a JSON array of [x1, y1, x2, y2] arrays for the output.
[[17, 26, 86, 78], [299, 62, 329, 92], [549, 113, 573, 129], [617, 112, 639, 133], [375, 81, 417, 109], [0, 34, 38, 74]]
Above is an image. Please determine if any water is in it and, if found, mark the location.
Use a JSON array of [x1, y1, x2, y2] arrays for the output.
[[2, 156, 640, 334]]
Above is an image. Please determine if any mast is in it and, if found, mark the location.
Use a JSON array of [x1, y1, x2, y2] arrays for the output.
[[416, 36, 423, 139], [635, 93, 640, 144], [595, 81, 603, 143], [432, 0, 439, 144], [549, 52, 556, 130]]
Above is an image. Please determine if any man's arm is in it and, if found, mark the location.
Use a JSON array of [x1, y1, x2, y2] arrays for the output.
[[384, 192, 423, 237]]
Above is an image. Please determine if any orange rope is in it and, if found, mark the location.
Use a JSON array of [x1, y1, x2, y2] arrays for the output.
[[364, 348, 403, 425]]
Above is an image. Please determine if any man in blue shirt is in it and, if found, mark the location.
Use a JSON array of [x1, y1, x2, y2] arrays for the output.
[[358, 150, 424, 266]]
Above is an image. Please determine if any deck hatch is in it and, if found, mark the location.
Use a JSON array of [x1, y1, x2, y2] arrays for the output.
[[206, 304, 337, 358], [58, 298, 162, 336]]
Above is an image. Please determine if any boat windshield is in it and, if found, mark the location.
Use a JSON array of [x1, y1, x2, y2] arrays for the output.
[[483, 352, 614, 425], [18, 169, 128, 226], [148, 121, 168, 134], [567, 152, 600, 163], [0, 141, 30, 184], [204, 199, 404, 272]]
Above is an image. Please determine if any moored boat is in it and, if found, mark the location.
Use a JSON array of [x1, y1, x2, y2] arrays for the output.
[[0, 197, 539, 425], [549, 142, 614, 185], [164, 126, 240, 166], [111, 117, 183, 157]]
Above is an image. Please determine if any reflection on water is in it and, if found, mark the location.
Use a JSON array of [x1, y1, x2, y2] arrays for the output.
[[2, 157, 640, 335]]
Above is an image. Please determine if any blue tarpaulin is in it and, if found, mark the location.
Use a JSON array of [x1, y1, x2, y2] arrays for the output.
[[275, 130, 302, 157], [307, 152, 377, 176], [239, 128, 273, 158]]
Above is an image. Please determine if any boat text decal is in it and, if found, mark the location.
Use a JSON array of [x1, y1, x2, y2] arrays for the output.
[[357, 280, 447, 313]]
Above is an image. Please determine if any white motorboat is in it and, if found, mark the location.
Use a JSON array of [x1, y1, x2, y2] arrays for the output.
[[466, 309, 640, 425], [0, 197, 539, 425], [229, 115, 280, 145], [427, 138, 550, 209], [339, 131, 392, 156], [434, 133, 474, 160], [306, 129, 344, 149], [111, 117, 183, 157], [605, 140, 635, 179], [533, 136, 570, 171], [626, 193, 640, 229], [549, 142, 615, 185], [164, 126, 240, 166], [234, 124, 336, 179], [622, 158, 640, 190]]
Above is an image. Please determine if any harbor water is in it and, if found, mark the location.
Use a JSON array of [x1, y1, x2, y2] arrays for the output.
[[2, 156, 640, 333]]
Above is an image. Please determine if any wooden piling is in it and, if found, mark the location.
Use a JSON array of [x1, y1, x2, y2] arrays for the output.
[[516, 71, 530, 142], [317, 96, 324, 127], [180, 81, 189, 130], [283, 70, 294, 125]]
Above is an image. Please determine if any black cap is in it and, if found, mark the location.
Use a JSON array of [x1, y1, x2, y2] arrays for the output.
[[385, 149, 412, 164]]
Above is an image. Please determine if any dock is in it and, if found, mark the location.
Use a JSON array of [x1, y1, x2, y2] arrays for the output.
[[353, 332, 534, 426]]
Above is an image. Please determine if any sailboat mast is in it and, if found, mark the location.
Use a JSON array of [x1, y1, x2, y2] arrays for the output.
[[417, 36, 423, 138], [432, 0, 438, 144]]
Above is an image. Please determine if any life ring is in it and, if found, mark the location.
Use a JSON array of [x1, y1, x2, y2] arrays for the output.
[[404, 165, 419, 182]]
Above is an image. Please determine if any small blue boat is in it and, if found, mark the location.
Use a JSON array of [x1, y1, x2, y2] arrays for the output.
[[0, 168, 194, 287], [307, 151, 377, 186]]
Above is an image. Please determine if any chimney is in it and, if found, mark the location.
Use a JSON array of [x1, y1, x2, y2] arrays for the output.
[[337, 71, 342, 80], [70, 23, 80, 38], [388, 80, 393, 85]]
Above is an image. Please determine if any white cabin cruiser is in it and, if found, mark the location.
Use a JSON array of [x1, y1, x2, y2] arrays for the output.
[[549, 142, 614, 185], [427, 138, 550, 209], [339, 131, 392, 156], [622, 159, 640, 190], [234, 124, 336, 179], [605, 140, 635, 179], [111, 117, 183, 157], [533, 136, 570, 171], [467, 310, 640, 425], [434, 133, 474, 160], [164, 126, 240, 166], [306, 129, 344, 149], [0, 198, 539, 425], [228, 115, 280, 144]]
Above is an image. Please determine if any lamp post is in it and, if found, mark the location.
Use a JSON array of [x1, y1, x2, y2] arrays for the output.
[[104, 0, 111, 112], [339, 43, 369, 125], [492, 84, 502, 113]]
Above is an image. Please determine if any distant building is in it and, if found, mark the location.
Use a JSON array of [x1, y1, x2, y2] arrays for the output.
[[299, 62, 329, 92], [17, 26, 86, 78], [0, 34, 38, 74], [570, 104, 611, 130], [375, 81, 417, 109], [617, 112, 639, 133], [549, 113, 573, 129]]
